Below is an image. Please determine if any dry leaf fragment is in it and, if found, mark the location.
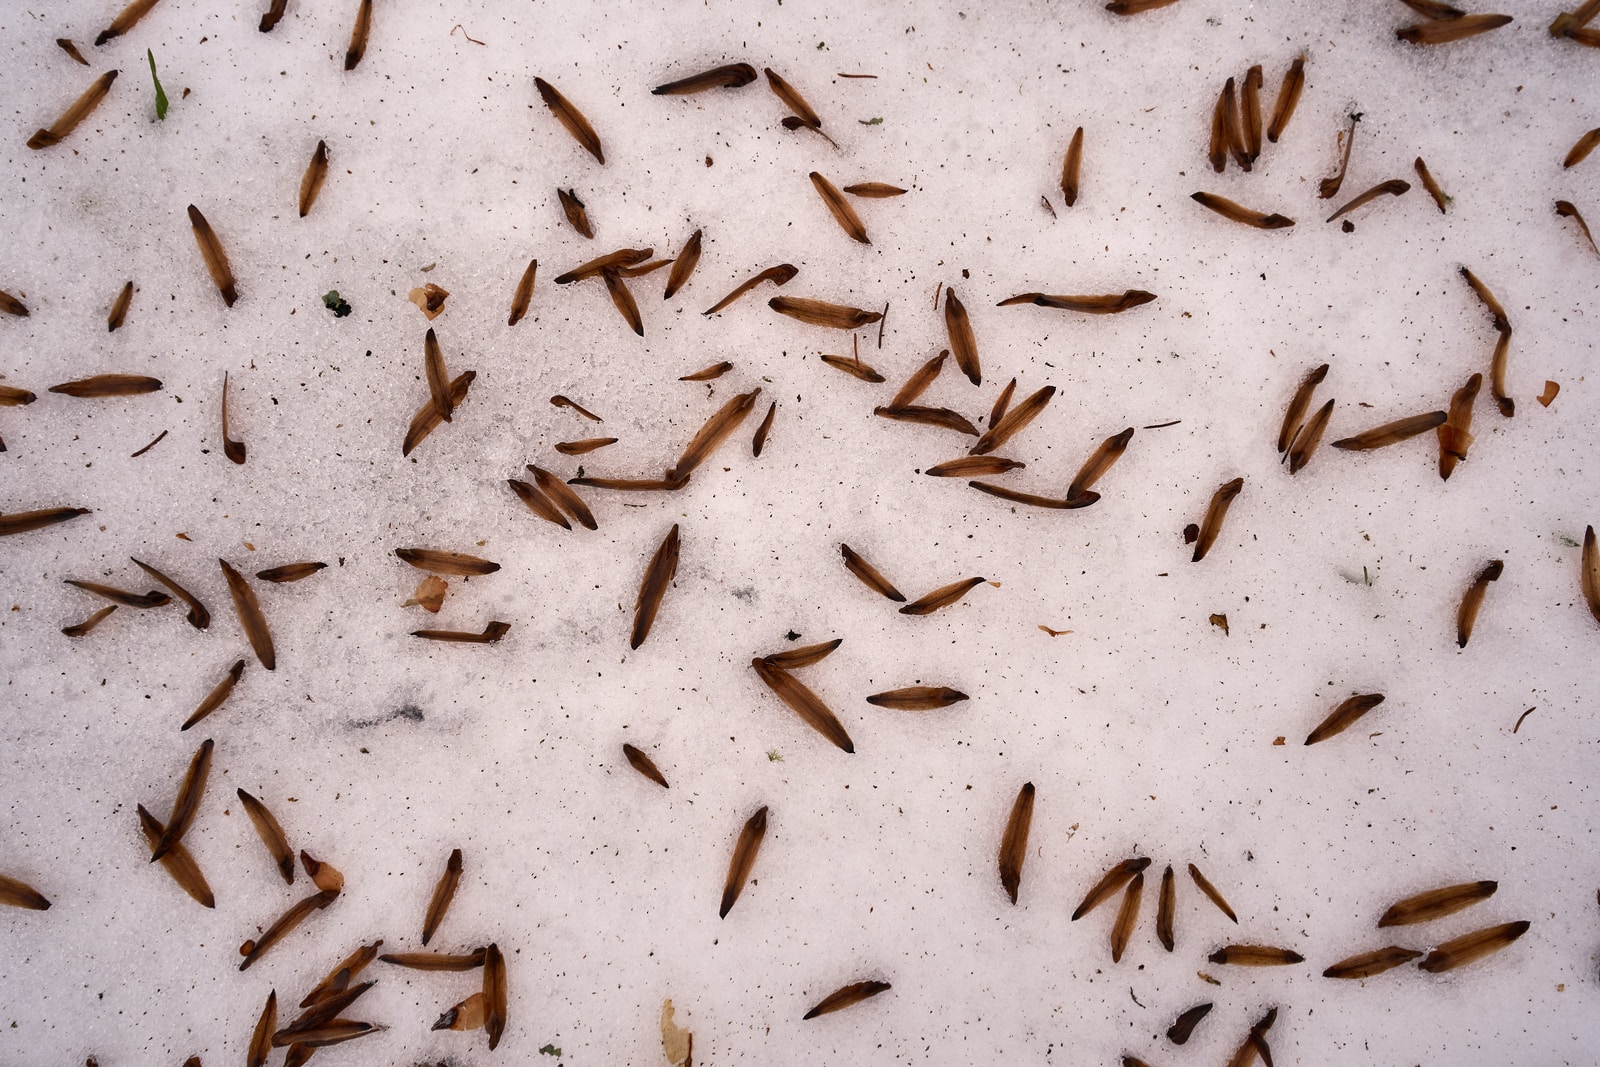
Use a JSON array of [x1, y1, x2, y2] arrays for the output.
[[404, 575, 447, 612], [1209, 613, 1229, 635], [661, 999, 693, 1066], [1538, 381, 1560, 406], [408, 283, 450, 319]]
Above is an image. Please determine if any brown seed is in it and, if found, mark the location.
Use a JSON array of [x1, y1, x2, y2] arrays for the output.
[[1191, 191, 1294, 228], [942, 288, 983, 386], [1331, 411, 1447, 450], [761, 638, 843, 670], [810, 172, 870, 244], [27, 69, 118, 149], [843, 182, 907, 197], [752, 401, 777, 457], [1192, 477, 1243, 563], [752, 658, 854, 753], [820, 353, 885, 382], [1565, 127, 1600, 168], [1061, 126, 1084, 206], [254, 561, 327, 584], [1068, 427, 1135, 501], [986, 376, 1016, 428], [652, 63, 758, 95], [550, 394, 603, 421], [259, 0, 287, 31], [899, 576, 986, 616], [507, 258, 538, 325], [107, 281, 134, 331], [220, 559, 276, 670], [395, 548, 500, 576], [433, 991, 487, 1032], [300, 939, 384, 1007], [1220, 77, 1250, 171], [137, 803, 214, 908], [558, 187, 596, 239], [631, 524, 681, 650], [300, 850, 345, 894], [1456, 561, 1504, 648], [1267, 55, 1306, 144], [1157, 864, 1176, 952], [1187, 863, 1238, 922], [0, 290, 26, 317], [1414, 157, 1449, 212], [236, 787, 294, 884], [421, 848, 463, 946], [720, 806, 770, 917], [248, 989, 277, 1067], [1380, 880, 1499, 928], [803, 980, 892, 1020], [600, 267, 644, 335], [530, 465, 599, 530], [971, 386, 1054, 456], [568, 472, 690, 492], [1208, 944, 1304, 966], [1398, 13, 1513, 43], [1417, 920, 1530, 972], [298, 140, 328, 218], [1105, 0, 1181, 11], [1166, 1001, 1212, 1044], [1400, 0, 1467, 16], [1224, 1007, 1279, 1067], [275, 980, 377, 1044], [380, 948, 486, 971], [1110, 871, 1144, 963], [998, 782, 1035, 905], [536, 77, 604, 163], [507, 478, 571, 531], [679, 361, 733, 383], [1583, 525, 1600, 625], [1327, 179, 1411, 223], [663, 229, 702, 299], [271, 1020, 380, 1048], [182, 659, 246, 732], [764, 68, 823, 128], [49, 374, 163, 398], [1278, 364, 1330, 454], [1208, 79, 1229, 172], [1288, 398, 1335, 474], [0, 385, 36, 406], [1305, 693, 1386, 745], [221, 371, 246, 464], [0, 873, 51, 911], [1320, 114, 1359, 199], [150, 737, 214, 864], [770, 296, 882, 330], [623, 743, 669, 788], [1488, 326, 1515, 418], [1557, 200, 1600, 257], [554, 437, 617, 455], [967, 482, 1098, 509], [873, 405, 980, 436], [841, 544, 905, 602], [1073, 858, 1152, 920], [62, 604, 118, 637], [187, 204, 238, 307], [672, 388, 761, 478], [1241, 65, 1263, 163], [926, 456, 1025, 478], [555, 248, 652, 284], [703, 264, 799, 315], [62, 579, 170, 609], [403, 370, 474, 456], [1322, 945, 1425, 978], [411, 621, 512, 643], [57, 38, 90, 64], [864, 686, 969, 710], [343, 0, 371, 69], [996, 290, 1157, 312], [0, 506, 91, 537]]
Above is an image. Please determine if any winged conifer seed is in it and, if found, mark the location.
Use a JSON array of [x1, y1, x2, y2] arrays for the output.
[[248, 989, 276, 1067], [149, 736, 215, 865], [555, 248, 651, 284], [764, 68, 823, 128], [0, 507, 92, 537], [434, 991, 487, 1032], [663, 229, 702, 299], [843, 182, 908, 197], [536, 77, 605, 163], [1398, 13, 1513, 43], [240, 889, 342, 971], [1073, 858, 1151, 920], [703, 264, 799, 315], [0, 873, 51, 910], [236, 787, 294, 884], [770, 296, 882, 329], [1220, 77, 1250, 171], [840, 544, 905, 602], [1241, 65, 1263, 162], [803, 980, 892, 1019], [380, 948, 487, 970], [820, 353, 885, 382], [720, 806, 769, 917], [1157, 863, 1176, 951], [554, 437, 617, 455], [1320, 114, 1359, 199], [421, 848, 463, 945], [1557, 200, 1600, 256], [300, 940, 383, 1006], [255, 561, 328, 583], [62, 604, 118, 637], [623, 743, 670, 788], [395, 548, 500, 576], [943, 288, 982, 385], [1208, 944, 1305, 966], [220, 558, 277, 670], [529, 465, 599, 530], [996, 291, 1156, 312], [298, 139, 328, 217], [1187, 862, 1239, 922], [1331, 411, 1447, 450], [752, 657, 855, 752], [402, 370, 474, 456], [1068, 427, 1135, 501], [343, 0, 371, 69], [671, 388, 761, 478], [1414, 157, 1449, 212], [57, 38, 90, 64], [1191, 191, 1294, 228], [1207, 77, 1230, 172], [411, 621, 512, 643], [1224, 1007, 1279, 1067], [27, 69, 118, 150], [1326, 179, 1411, 223], [1437, 372, 1482, 480], [752, 401, 777, 457], [187, 204, 238, 307], [1565, 127, 1600, 168], [49, 374, 163, 397], [568, 472, 691, 492], [1278, 364, 1329, 453], [123, 559, 205, 628], [811, 172, 870, 243], [968, 482, 1098, 509], [631, 524, 681, 650], [1110, 871, 1144, 962], [998, 782, 1034, 904], [899, 576, 986, 616], [137, 803, 214, 907], [506, 258, 538, 325], [182, 659, 245, 731], [1379, 880, 1498, 926], [276, 980, 377, 1041], [62, 579, 170, 608], [971, 386, 1054, 456], [1166, 1002, 1212, 1044], [0, 385, 37, 405], [508, 478, 571, 530], [1061, 126, 1084, 206], [761, 638, 843, 670], [1191, 477, 1243, 562], [1455, 562, 1504, 648], [986, 376, 1016, 428], [1417, 920, 1530, 972], [1304, 693, 1386, 745], [1288, 398, 1335, 474], [873, 405, 981, 435], [558, 187, 596, 239], [1322, 945, 1424, 978], [925, 456, 1025, 478], [652, 63, 758, 95], [865, 686, 969, 710], [107, 281, 134, 330]]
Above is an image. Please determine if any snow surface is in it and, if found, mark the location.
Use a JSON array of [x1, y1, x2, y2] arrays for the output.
[[2, 0, 1599, 1063]]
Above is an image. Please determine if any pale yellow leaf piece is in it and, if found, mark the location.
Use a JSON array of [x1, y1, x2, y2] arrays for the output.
[[408, 284, 450, 319], [661, 999, 693, 1066]]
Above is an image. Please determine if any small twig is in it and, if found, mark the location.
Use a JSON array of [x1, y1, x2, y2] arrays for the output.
[[1040, 195, 1057, 218], [932, 281, 943, 310], [837, 73, 878, 78], [450, 23, 486, 45], [1142, 419, 1181, 429], [130, 429, 168, 457], [1512, 707, 1535, 733], [877, 301, 888, 348]]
